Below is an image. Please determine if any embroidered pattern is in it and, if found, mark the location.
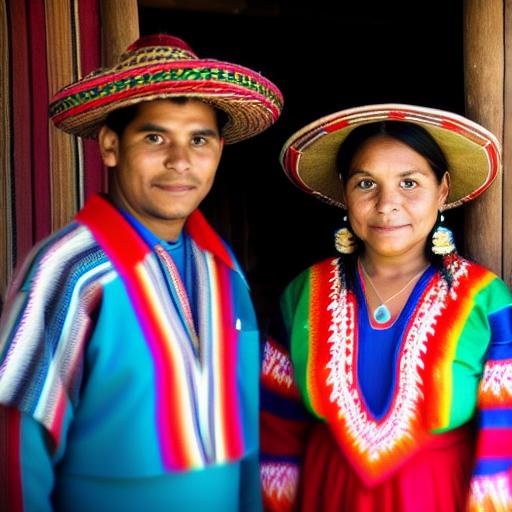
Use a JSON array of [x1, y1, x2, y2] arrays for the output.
[[49, 66, 283, 118], [480, 359, 512, 404], [325, 257, 468, 462], [261, 461, 299, 510], [262, 339, 296, 393], [469, 473, 512, 511]]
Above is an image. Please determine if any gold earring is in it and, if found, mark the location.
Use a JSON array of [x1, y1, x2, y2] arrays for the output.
[[431, 213, 456, 255], [335, 215, 357, 254]]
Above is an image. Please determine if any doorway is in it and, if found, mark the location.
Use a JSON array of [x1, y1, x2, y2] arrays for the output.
[[139, 1, 464, 327]]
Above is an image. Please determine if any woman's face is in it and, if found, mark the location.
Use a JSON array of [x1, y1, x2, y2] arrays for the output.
[[344, 135, 449, 262]]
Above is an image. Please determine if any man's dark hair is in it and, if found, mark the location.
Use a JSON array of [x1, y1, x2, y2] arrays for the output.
[[104, 97, 229, 137]]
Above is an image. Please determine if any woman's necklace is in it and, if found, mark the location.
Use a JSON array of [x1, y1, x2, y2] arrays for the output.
[[360, 261, 429, 324]]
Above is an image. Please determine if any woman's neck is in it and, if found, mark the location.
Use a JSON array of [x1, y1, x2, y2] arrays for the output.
[[359, 248, 430, 279]]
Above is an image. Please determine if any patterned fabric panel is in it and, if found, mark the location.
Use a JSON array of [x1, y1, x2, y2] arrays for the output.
[[0, 222, 111, 447]]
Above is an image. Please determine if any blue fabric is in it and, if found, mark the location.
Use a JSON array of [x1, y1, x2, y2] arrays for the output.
[[355, 266, 436, 419], [479, 408, 512, 428], [489, 305, 512, 347], [474, 458, 512, 476], [18, 436, 260, 512]]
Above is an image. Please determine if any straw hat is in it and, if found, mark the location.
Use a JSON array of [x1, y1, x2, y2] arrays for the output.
[[280, 104, 501, 209], [49, 34, 283, 144]]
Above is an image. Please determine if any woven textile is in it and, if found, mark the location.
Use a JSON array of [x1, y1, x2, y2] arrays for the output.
[[0, 0, 102, 305]]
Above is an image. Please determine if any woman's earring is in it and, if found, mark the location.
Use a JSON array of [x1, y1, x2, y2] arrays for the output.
[[335, 215, 357, 254], [431, 213, 456, 255]]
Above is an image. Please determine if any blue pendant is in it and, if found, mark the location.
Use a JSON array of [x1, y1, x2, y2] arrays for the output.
[[373, 304, 391, 324]]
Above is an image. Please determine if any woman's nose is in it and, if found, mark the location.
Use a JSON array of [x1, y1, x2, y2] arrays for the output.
[[375, 186, 400, 213]]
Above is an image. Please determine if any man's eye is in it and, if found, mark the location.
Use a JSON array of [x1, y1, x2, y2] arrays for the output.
[[358, 179, 375, 190], [146, 134, 164, 144], [191, 136, 207, 146], [401, 179, 417, 189]]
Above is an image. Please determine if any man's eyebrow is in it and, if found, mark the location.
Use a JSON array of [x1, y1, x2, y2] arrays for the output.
[[192, 128, 219, 138], [135, 125, 219, 138], [137, 123, 167, 133]]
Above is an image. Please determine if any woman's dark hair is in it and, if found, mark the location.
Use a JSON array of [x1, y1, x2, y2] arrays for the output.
[[104, 97, 229, 137], [335, 121, 453, 289], [337, 121, 447, 184]]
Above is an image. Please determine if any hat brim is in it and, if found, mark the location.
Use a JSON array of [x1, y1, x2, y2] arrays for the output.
[[49, 60, 283, 144], [280, 104, 501, 209]]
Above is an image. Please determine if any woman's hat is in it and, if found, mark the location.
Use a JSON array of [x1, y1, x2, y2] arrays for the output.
[[280, 104, 501, 209], [49, 34, 283, 144]]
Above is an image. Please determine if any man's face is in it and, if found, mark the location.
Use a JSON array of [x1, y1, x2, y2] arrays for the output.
[[99, 99, 224, 241]]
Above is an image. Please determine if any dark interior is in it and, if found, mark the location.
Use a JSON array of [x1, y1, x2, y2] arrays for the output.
[[139, 1, 464, 329]]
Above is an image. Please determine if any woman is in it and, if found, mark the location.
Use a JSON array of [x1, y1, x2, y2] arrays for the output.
[[260, 104, 512, 511]]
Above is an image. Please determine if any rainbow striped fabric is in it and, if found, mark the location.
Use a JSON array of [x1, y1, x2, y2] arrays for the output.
[[0, 194, 255, 472], [261, 255, 512, 510]]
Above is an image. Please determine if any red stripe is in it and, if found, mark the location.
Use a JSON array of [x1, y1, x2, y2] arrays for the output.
[[284, 147, 311, 193], [28, 0, 51, 244], [0, 407, 23, 512], [260, 411, 311, 455], [76, 195, 192, 469], [78, 0, 104, 202], [186, 210, 235, 270], [9, 0, 34, 264], [325, 119, 349, 132], [52, 60, 282, 98], [475, 428, 512, 458], [217, 262, 243, 458], [75, 195, 149, 267], [52, 80, 277, 126], [388, 111, 407, 120]]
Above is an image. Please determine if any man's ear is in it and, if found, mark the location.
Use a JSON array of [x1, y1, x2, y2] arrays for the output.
[[98, 126, 120, 168]]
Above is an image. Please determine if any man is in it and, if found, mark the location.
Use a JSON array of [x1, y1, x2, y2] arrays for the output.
[[0, 34, 282, 511]]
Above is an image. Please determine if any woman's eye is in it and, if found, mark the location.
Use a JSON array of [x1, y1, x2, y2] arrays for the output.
[[146, 134, 164, 144], [357, 179, 375, 190], [401, 179, 417, 189]]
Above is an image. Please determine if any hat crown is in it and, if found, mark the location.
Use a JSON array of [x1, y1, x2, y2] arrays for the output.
[[126, 34, 195, 54], [116, 33, 198, 71]]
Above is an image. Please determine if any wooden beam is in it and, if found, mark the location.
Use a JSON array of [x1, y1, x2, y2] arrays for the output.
[[45, 0, 78, 231], [100, 0, 139, 66], [504, 0, 512, 286], [463, 0, 504, 276]]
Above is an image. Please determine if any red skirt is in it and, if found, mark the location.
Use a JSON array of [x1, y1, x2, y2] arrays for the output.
[[299, 422, 475, 512]]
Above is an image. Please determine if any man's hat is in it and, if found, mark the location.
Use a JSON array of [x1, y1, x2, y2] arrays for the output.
[[49, 34, 283, 144], [280, 104, 501, 209]]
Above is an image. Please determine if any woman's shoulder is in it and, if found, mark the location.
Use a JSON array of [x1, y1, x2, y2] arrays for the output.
[[452, 255, 512, 311], [280, 257, 340, 306]]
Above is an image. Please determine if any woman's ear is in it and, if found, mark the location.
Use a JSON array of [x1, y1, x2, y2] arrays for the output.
[[438, 171, 450, 206], [98, 126, 120, 168]]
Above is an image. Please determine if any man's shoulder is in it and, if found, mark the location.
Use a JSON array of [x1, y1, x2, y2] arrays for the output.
[[15, 220, 112, 291]]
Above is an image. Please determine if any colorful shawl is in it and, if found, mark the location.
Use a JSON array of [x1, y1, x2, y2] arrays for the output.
[[0, 194, 248, 473], [75, 195, 245, 471]]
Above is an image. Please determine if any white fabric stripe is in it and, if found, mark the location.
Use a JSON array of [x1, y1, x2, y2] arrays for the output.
[[141, 253, 205, 465], [0, 226, 96, 398], [34, 262, 113, 421], [192, 242, 214, 461]]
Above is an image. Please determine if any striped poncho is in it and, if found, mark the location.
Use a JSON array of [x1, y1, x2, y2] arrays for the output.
[[0, 194, 261, 511]]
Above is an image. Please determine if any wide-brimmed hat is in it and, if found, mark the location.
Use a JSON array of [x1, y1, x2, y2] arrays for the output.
[[280, 104, 501, 209], [49, 34, 283, 144]]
